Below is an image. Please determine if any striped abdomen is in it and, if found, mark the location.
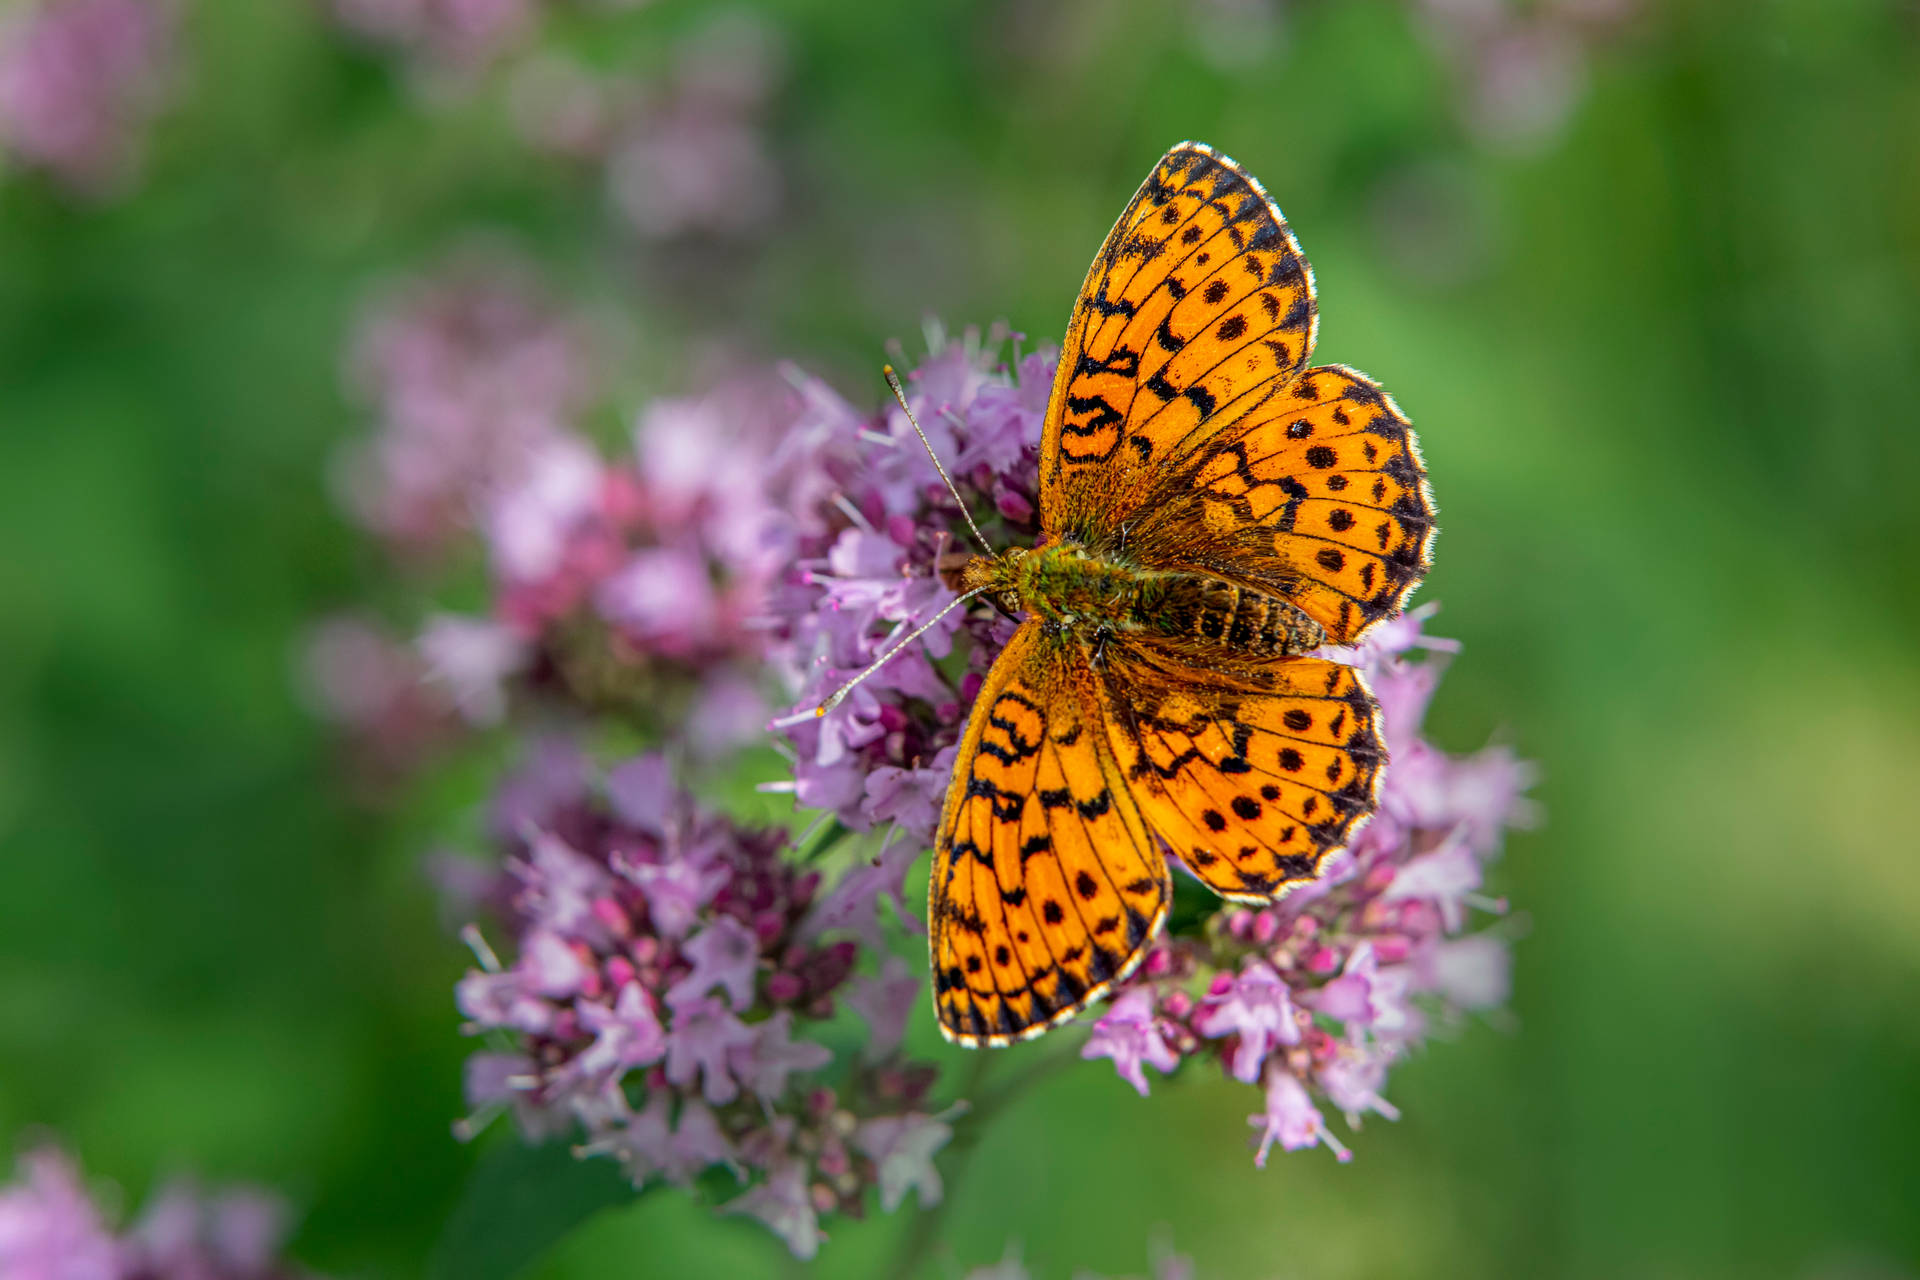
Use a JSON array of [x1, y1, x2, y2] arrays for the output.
[[1141, 575, 1324, 658]]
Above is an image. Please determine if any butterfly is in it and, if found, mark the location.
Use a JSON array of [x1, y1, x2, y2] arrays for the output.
[[927, 142, 1436, 1046]]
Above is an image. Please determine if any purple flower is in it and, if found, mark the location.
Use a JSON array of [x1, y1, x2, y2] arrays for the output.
[[0, 1142, 330, 1280], [1425, 932, 1512, 1010], [483, 434, 605, 585], [417, 615, 528, 726], [588, 1093, 736, 1188], [666, 916, 761, 1010], [617, 848, 729, 942], [606, 752, 675, 833], [1311, 943, 1413, 1037], [1380, 829, 1484, 932], [731, 1011, 833, 1100], [663, 993, 757, 1105], [564, 985, 668, 1089], [0, 1146, 122, 1279], [1191, 961, 1303, 1084], [594, 548, 720, 654], [844, 956, 921, 1061], [335, 252, 602, 558], [766, 325, 1048, 844], [298, 613, 454, 780], [0, 0, 175, 197], [603, 15, 786, 241], [1082, 989, 1180, 1097], [1318, 1043, 1403, 1127], [723, 1161, 821, 1261], [1250, 1069, 1350, 1167], [800, 832, 921, 950], [125, 1180, 294, 1277], [852, 1112, 953, 1213], [487, 735, 591, 842]]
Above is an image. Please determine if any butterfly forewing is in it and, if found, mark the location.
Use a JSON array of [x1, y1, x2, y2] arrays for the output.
[[1039, 142, 1318, 542], [931, 623, 1171, 1045]]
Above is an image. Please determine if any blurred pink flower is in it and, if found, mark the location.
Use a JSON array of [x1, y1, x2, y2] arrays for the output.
[[0, 0, 176, 196], [333, 252, 603, 559], [0, 1143, 328, 1279]]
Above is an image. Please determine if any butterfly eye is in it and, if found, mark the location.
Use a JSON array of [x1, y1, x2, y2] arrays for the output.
[[1002, 593, 1020, 614]]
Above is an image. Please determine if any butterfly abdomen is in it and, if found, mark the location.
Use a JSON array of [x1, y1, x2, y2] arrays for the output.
[[971, 543, 1323, 658], [1146, 575, 1324, 658]]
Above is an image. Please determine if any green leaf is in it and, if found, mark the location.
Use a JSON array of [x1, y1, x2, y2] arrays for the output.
[[428, 1140, 639, 1280]]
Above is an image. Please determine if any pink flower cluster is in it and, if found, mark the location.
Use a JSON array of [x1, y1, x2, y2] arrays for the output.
[[333, 251, 604, 560], [450, 742, 951, 1258], [0, 0, 176, 196], [763, 323, 1052, 841], [510, 13, 786, 241], [0, 1144, 326, 1280], [1080, 606, 1534, 1164]]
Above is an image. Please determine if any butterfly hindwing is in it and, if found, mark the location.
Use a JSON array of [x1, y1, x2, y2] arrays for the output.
[[1101, 648, 1385, 902], [931, 623, 1171, 1046], [1131, 364, 1436, 645], [1039, 142, 1318, 542]]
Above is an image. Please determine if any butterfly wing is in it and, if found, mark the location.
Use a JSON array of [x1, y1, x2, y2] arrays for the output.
[[1127, 364, 1436, 645], [931, 622, 1171, 1046], [1038, 142, 1318, 543], [1099, 642, 1385, 902]]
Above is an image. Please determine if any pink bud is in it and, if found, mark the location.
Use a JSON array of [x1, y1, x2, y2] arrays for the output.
[[1305, 945, 1339, 975], [791, 871, 820, 909], [1143, 946, 1172, 977], [1226, 909, 1255, 939], [629, 936, 659, 965], [1362, 863, 1398, 895], [1251, 910, 1281, 944], [1372, 934, 1412, 963], [767, 972, 804, 1003], [1208, 972, 1234, 997], [591, 896, 633, 938], [605, 956, 636, 988], [753, 910, 787, 947], [1163, 989, 1193, 1019]]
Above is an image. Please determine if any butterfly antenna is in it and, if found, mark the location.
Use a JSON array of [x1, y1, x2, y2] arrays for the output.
[[884, 364, 994, 556], [813, 587, 989, 717]]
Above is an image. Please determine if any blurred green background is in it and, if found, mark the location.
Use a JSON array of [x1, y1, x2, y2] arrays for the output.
[[3, 0, 1918, 1276]]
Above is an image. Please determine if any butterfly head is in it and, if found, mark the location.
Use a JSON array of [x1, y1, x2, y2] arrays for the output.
[[959, 546, 1029, 617]]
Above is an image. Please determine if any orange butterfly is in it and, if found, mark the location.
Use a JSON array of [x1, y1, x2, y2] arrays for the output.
[[925, 142, 1436, 1046]]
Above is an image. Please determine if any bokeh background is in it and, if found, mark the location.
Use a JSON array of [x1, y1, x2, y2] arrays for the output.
[[3, 0, 1918, 1276]]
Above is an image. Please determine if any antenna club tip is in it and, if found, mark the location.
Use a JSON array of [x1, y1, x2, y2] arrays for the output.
[[813, 705, 828, 718], [882, 363, 898, 378]]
